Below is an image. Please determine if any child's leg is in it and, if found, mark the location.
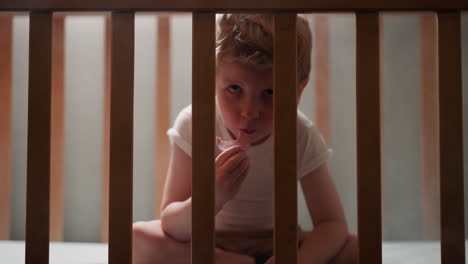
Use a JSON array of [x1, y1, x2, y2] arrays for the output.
[[132, 220, 191, 264], [329, 233, 358, 264], [132, 220, 255, 264], [215, 247, 256, 264]]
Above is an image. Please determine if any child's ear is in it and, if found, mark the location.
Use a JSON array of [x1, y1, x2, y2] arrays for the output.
[[296, 77, 309, 104]]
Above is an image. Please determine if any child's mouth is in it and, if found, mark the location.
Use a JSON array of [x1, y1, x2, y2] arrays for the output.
[[217, 130, 251, 151], [240, 129, 256, 135]]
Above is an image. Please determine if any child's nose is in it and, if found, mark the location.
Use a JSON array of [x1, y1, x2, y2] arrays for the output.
[[241, 99, 260, 119]]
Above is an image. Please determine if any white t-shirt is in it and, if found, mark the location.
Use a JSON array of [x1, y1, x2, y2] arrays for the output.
[[167, 104, 331, 231]]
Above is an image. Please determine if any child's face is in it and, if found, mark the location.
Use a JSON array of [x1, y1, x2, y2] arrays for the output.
[[216, 59, 273, 146]]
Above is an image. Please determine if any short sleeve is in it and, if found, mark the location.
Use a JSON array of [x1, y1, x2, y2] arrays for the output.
[[167, 105, 193, 157], [297, 111, 332, 179]]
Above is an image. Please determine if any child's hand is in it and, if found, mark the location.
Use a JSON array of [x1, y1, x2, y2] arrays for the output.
[[214, 145, 250, 209]]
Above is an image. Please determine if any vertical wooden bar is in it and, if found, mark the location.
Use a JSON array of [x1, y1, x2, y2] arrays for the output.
[[420, 13, 439, 240], [356, 12, 382, 264], [437, 11, 465, 264], [101, 13, 111, 243], [155, 15, 171, 218], [25, 12, 53, 264], [378, 13, 385, 233], [0, 14, 13, 241], [192, 12, 215, 264], [50, 13, 65, 242], [108, 12, 135, 264], [273, 13, 297, 264], [314, 15, 331, 144]]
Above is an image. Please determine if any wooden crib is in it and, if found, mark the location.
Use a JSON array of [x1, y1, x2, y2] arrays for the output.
[[0, 1, 467, 264]]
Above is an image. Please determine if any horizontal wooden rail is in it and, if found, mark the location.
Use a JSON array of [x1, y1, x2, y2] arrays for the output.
[[0, 0, 467, 11]]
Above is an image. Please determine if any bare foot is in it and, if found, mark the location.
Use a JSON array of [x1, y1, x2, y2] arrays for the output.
[[215, 248, 255, 264]]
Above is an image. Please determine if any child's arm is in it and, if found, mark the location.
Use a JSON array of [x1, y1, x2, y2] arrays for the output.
[[297, 163, 349, 264], [160, 144, 250, 242], [160, 144, 193, 242]]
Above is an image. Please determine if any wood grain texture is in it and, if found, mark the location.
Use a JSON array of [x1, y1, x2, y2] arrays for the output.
[[0, 0, 467, 12], [192, 12, 216, 264], [437, 11, 465, 264], [108, 12, 135, 264], [155, 15, 171, 218], [101, 13, 111, 243], [356, 12, 382, 264], [273, 13, 298, 264], [0, 14, 13, 241], [25, 12, 53, 264], [419, 13, 440, 240], [50, 13, 65, 242]]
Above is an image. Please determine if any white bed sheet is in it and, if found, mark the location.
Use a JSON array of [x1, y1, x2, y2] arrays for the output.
[[1, 241, 107, 264], [1, 240, 467, 263]]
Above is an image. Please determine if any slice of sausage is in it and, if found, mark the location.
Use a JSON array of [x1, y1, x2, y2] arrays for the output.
[[216, 132, 251, 151]]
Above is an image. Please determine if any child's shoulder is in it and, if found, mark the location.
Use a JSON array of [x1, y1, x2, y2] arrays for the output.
[[297, 109, 315, 129], [173, 104, 193, 123], [180, 104, 192, 116], [170, 104, 193, 133], [296, 109, 325, 145]]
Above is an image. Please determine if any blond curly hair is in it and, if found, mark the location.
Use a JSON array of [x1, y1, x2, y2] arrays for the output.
[[216, 14, 312, 85]]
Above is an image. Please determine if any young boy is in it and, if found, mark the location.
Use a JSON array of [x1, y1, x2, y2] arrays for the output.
[[132, 14, 358, 264]]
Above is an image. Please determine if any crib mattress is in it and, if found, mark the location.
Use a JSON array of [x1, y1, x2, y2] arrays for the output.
[[1, 240, 466, 263]]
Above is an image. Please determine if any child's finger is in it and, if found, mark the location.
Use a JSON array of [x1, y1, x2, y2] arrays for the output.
[[223, 152, 248, 174], [230, 163, 249, 193], [231, 158, 250, 185], [215, 145, 243, 167]]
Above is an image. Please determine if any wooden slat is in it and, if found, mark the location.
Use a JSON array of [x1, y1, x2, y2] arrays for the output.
[[50, 13, 65, 242], [356, 12, 382, 264], [101, 13, 111, 243], [25, 12, 53, 264], [313, 14, 330, 144], [419, 13, 439, 240], [0, 14, 13, 240], [0, 0, 467, 12], [378, 13, 384, 234], [5, 12, 191, 17], [437, 11, 465, 264], [108, 12, 135, 264], [155, 15, 171, 218], [273, 13, 297, 264], [192, 12, 215, 264]]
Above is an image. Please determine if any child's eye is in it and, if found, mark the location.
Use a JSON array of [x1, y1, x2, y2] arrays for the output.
[[264, 89, 273, 96], [227, 85, 241, 93]]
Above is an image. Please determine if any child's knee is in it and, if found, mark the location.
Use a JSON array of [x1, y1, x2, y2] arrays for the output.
[[132, 220, 168, 263], [330, 232, 358, 264], [133, 222, 152, 245], [132, 220, 191, 264]]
